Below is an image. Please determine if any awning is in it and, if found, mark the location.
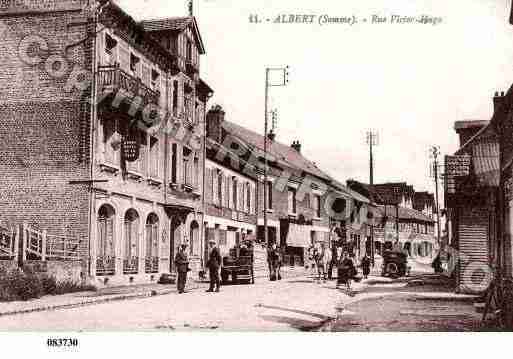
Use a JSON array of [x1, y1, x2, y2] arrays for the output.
[[472, 137, 499, 187]]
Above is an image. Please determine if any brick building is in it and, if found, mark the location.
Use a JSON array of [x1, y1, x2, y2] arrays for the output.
[[0, 0, 213, 286]]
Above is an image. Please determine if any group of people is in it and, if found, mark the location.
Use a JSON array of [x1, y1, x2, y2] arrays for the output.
[[307, 243, 372, 290], [174, 238, 222, 294]]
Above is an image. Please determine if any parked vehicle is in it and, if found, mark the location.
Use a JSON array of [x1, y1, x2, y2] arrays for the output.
[[220, 242, 254, 285], [381, 249, 410, 278]]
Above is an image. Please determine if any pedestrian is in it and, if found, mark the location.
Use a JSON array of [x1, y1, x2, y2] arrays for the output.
[[360, 253, 371, 279], [206, 239, 222, 292], [337, 251, 356, 291], [315, 242, 328, 283], [174, 244, 189, 294], [327, 244, 337, 280]]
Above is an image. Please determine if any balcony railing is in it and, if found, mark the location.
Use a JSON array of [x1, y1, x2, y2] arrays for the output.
[[123, 256, 139, 274], [97, 65, 160, 108], [144, 257, 159, 273], [96, 256, 116, 276]]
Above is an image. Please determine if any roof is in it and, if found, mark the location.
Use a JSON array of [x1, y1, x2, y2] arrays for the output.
[[454, 120, 489, 132], [222, 120, 332, 181], [372, 182, 414, 204], [140, 16, 206, 54], [329, 179, 371, 204], [377, 205, 435, 223], [346, 180, 384, 203], [413, 191, 434, 212]]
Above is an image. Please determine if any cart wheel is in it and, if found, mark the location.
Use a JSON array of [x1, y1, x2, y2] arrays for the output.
[[386, 262, 399, 278]]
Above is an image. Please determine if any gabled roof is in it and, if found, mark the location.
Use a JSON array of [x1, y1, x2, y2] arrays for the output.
[[140, 16, 206, 54], [329, 179, 371, 204], [413, 191, 434, 212], [222, 120, 332, 182]]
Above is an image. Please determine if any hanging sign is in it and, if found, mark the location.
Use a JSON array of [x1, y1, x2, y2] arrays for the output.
[[445, 154, 471, 194], [122, 138, 139, 162]]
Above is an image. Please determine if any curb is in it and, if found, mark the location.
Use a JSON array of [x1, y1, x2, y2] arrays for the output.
[[0, 288, 177, 318]]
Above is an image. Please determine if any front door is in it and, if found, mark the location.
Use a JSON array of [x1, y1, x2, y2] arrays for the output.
[[169, 217, 181, 272]]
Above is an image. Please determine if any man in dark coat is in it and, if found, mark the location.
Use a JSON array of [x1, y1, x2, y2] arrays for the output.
[[360, 253, 371, 279], [206, 239, 222, 292], [174, 244, 189, 294]]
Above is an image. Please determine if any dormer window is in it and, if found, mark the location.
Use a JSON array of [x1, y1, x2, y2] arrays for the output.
[[130, 53, 140, 74], [105, 33, 117, 55]]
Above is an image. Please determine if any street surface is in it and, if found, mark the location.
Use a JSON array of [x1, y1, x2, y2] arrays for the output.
[[0, 270, 486, 331]]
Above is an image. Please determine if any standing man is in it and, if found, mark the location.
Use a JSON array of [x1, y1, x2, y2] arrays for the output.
[[174, 244, 189, 294], [206, 238, 222, 292]]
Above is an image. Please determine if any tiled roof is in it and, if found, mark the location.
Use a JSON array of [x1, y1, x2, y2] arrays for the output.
[[140, 17, 193, 32], [222, 120, 332, 181], [140, 16, 206, 54], [377, 205, 434, 223], [329, 179, 371, 204]]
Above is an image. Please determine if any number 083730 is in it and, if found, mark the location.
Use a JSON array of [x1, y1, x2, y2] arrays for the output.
[[46, 338, 79, 347]]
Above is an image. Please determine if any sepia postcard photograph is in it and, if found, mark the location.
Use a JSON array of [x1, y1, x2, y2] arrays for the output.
[[1, 0, 513, 352]]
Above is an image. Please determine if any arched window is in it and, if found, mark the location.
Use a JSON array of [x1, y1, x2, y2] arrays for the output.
[[145, 213, 159, 273], [97, 204, 116, 276], [124, 209, 140, 274], [190, 221, 199, 256]]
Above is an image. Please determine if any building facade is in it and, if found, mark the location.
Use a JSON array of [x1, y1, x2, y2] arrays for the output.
[[204, 106, 257, 257], [0, 0, 213, 286]]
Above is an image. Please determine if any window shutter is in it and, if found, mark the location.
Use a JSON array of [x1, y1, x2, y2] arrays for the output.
[[119, 45, 129, 72]]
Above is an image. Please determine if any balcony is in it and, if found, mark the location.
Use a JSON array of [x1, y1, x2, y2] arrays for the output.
[[145, 257, 159, 273], [96, 256, 115, 276], [97, 65, 161, 115]]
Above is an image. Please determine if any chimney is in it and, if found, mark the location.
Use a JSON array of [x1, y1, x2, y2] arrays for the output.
[[493, 90, 505, 113], [291, 140, 301, 153], [206, 104, 225, 143], [267, 131, 276, 142]]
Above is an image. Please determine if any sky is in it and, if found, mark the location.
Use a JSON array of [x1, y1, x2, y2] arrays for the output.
[[118, 0, 513, 195]]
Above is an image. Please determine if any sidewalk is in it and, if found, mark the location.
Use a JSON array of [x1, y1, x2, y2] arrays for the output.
[[0, 266, 308, 318]]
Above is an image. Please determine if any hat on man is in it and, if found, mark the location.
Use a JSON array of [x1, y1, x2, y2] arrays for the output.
[[208, 238, 216, 244]]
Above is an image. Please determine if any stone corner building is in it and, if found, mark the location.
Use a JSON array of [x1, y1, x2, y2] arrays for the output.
[[0, 0, 213, 286]]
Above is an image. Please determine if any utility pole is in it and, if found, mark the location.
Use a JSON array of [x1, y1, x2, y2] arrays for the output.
[[430, 146, 442, 247], [263, 66, 289, 245], [366, 130, 379, 265]]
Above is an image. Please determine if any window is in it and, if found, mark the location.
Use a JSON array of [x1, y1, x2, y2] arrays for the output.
[[232, 177, 238, 210], [145, 213, 159, 273], [130, 53, 140, 75], [171, 143, 177, 183], [183, 147, 192, 185], [193, 157, 199, 188], [103, 119, 120, 165], [313, 194, 321, 218], [105, 33, 117, 55], [97, 204, 115, 276], [265, 181, 273, 210], [288, 187, 297, 214], [172, 80, 179, 116], [149, 136, 159, 178], [246, 183, 251, 213], [123, 209, 140, 274], [217, 171, 223, 206]]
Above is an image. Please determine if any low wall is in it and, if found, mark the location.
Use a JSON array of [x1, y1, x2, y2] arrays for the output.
[[23, 260, 83, 283]]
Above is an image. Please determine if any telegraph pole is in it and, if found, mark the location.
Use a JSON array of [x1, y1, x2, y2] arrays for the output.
[[366, 130, 379, 265], [430, 146, 442, 247], [263, 66, 289, 245]]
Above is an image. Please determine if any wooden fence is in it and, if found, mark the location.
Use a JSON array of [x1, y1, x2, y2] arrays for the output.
[[0, 221, 81, 263]]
